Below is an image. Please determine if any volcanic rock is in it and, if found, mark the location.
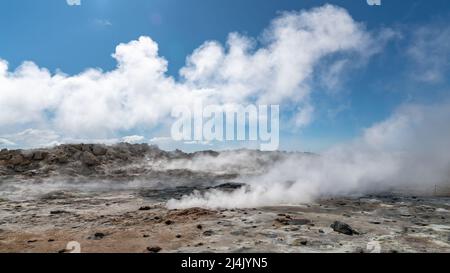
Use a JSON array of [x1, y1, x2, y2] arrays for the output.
[[330, 221, 359, 236]]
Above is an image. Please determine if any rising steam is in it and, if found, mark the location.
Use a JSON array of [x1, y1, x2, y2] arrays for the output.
[[167, 101, 450, 209]]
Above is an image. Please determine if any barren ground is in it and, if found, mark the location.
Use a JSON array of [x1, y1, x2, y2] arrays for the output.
[[1, 144, 449, 253], [1, 190, 450, 253]]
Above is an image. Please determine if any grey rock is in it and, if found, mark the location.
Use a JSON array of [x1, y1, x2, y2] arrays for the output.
[[203, 230, 214, 236], [330, 221, 359, 236]]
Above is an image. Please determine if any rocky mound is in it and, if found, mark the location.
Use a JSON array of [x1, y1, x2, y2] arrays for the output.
[[0, 143, 160, 177], [0, 143, 298, 182]]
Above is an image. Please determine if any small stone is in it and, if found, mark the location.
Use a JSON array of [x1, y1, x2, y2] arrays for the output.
[[90, 232, 106, 240], [139, 206, 151, 211], [165, 220, 174, 225], [176, 234, 182, 238], [50, 210, 67, 215], [291, 238, 308, 246], [196, 224, 203, 230], [289, 219, 311, 226], [147, 246, 162, 253], [203, 230, 214, 236], [230, 230, 247, 236]]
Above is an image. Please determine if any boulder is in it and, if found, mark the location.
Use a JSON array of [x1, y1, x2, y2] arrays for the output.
[[330, 221, 359, 236]]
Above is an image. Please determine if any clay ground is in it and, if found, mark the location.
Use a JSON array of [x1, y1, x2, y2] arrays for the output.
[[1, 190, 449, 253]]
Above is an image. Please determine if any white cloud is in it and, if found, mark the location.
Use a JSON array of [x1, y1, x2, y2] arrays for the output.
[[180, 5, 378, 106], [121, 135, 145, 144], [0, 129, 61, 148], [66, 0, 81, 6], [0, 138, 15, 147], [408, 23, 450, 83], [0, 5, 387, 148]]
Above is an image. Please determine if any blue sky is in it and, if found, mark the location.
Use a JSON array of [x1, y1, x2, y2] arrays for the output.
[[2, 0, 449, 75], [1, 0, 450, 152]]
